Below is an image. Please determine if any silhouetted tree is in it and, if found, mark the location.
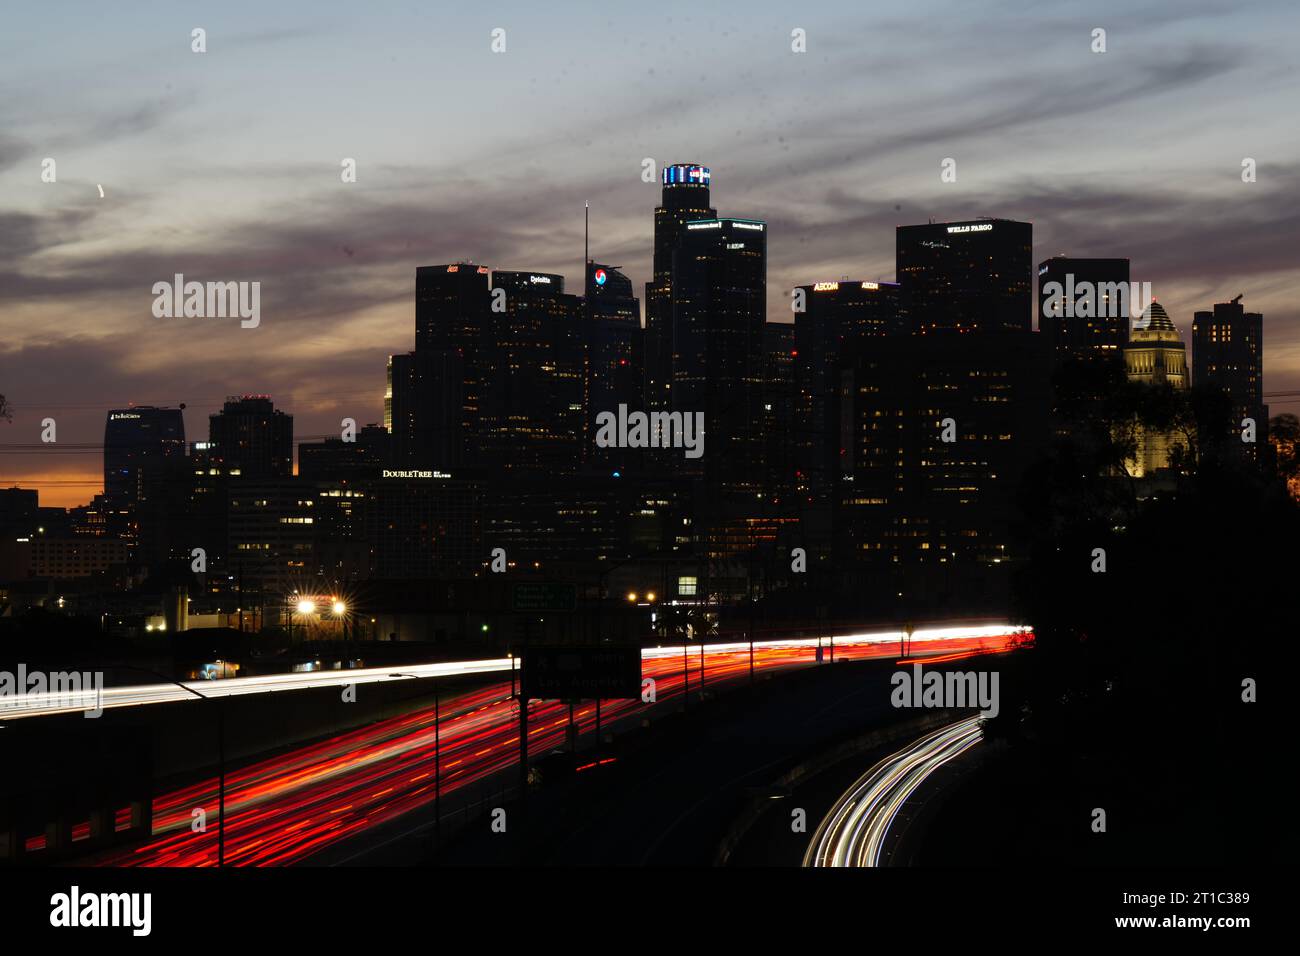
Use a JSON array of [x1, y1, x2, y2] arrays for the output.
[[1001, 360, 1292, 864], [1269, 413, 1300, 492]]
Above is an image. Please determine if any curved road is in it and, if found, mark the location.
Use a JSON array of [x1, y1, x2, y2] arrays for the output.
[[9, 627, 1024, 866], [803, 715, 983, 867]]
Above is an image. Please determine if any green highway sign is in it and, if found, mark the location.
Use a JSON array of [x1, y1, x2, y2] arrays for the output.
[[512, 582, 577, 612]]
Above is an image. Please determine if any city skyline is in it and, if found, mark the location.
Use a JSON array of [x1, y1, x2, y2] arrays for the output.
[[3, 238, 1280, 510], [0, 1, 1288, 911], [3, 0, 1298, 505]]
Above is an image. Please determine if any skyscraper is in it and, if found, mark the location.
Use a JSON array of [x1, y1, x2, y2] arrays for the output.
[[645, 164, 716, 414], [414, 263, 493, 462], [207, 396, 292, 478], [415, 263, 492, 355], [671, 217, 767, 497], [103, 405, 187, 513], [586, 262, 642, 472], [298, 424, 391, 482], [1193, 296, 1266, 455], [481, 271, 583, 475], [1038, 256, 1131, 363], [793, 280, 903, 502], [897, 218, 1032, 333], [835, 332, 1050, 609], [386, 350, 465, 469], [762, 321, 796, 503]]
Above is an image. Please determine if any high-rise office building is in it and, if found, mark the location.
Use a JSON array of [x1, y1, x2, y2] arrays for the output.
[[103, 405, 186, 513], [416, 263, 492, 354], [762, 322, 796, 504], [1038, 256, 1131, 363], [1193, 296, 1266, 456], [835, 332, 1050, 609], [671, 217, 767, 497], [793, 280, 903, 501], [298, 424, 391, 482], [135, 443, 228, 574], [363, 471, 482, 580], [225, 478, 315, 597], [481, 271, 583, 475], [414, 263, 492, 461], [386, 350, 465, 469], [897, 218, 1032, 333], [483, 476, 634, 571], [586, 262, 642, 472], [646, 164, 716, 414], [207, 396, 293, 479]]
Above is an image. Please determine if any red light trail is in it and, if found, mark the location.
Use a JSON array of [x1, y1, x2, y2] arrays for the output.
[[66, 629, 1027, 866]]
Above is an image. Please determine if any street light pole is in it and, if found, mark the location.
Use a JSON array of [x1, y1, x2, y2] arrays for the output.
[[682, 627, 689, 710], [217, 693, 226, 867], [434, 682, 441, 841], [699, 635, 705, 699], [748, 551, 756, 685]]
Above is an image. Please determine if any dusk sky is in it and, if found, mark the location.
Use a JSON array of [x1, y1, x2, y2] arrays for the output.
[[2, 0, 1298, 506]]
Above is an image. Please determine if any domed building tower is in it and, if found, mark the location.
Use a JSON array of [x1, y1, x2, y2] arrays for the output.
[[1125, 300, 1188, 388], [1124, 300, 1189, 476]]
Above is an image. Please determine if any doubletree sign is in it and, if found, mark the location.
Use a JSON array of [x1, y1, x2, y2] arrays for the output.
[[520, 646, 642, 700]]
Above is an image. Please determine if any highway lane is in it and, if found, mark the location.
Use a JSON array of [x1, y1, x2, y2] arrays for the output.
[[1, 624, 1029, 719], [803, 715, 984, 867], [10, 626, 1026, 866], [0, 657, 514, 720]]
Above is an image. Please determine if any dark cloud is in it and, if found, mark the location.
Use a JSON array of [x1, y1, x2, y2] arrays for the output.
[[2, 0, 1296, 505], [0, 132, 32, 173]]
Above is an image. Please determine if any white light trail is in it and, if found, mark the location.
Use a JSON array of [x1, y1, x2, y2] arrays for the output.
[[2, 623, 1028, 720], [804, 716, 983, 867]]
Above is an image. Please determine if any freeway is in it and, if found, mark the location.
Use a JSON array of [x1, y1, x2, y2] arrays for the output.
[[803, 715, 984, 867], [16, 625, 1025, 866], [0, 624, 1027, 719]]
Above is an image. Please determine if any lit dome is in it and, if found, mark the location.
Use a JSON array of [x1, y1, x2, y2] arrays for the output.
[[1136, 300, 1176, 333]]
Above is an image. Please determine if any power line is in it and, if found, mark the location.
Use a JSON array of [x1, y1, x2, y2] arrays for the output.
[[4, 386, 387, 411]]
